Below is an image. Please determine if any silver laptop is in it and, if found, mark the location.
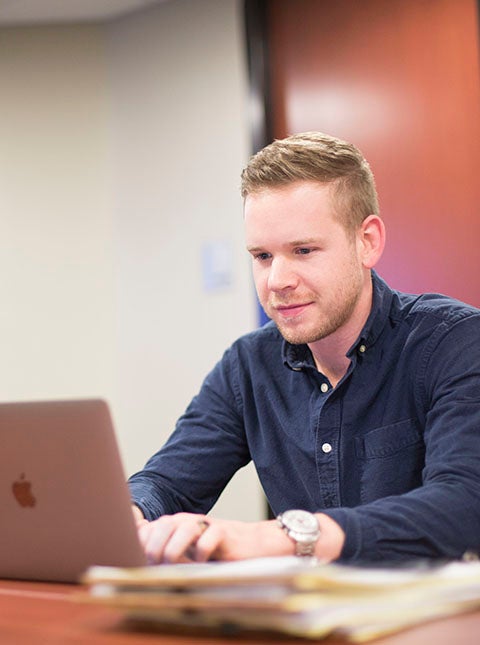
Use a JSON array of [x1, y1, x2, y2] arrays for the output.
[[0, 398, 147, 583]]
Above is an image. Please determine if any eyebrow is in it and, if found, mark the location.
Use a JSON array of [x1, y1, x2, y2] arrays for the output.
[[247, 238, 321, 253], [288, 238, 320, 246]]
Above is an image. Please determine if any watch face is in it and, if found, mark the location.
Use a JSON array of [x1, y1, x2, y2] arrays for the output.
[[278, 510, 320, 557], [282, 509, 319, 535]]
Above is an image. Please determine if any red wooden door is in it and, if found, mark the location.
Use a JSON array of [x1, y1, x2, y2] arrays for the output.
[[266, 0, 480, 305]]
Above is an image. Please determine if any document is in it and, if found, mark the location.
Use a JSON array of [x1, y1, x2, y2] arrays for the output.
[[81, 556, 480, 641]]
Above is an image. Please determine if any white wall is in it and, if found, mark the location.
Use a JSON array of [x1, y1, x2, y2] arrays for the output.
[[0, 25, 115, 401], [1, 0, 263, 521]]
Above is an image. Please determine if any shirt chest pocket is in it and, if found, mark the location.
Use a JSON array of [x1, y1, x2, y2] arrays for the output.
[[355, 419, 425, 504]]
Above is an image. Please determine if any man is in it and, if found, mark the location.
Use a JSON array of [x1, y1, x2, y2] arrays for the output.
[[129, 132, 480, 565]]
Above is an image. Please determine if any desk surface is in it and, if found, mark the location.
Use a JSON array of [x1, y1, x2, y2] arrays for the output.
[[0, 579, 479, 645]]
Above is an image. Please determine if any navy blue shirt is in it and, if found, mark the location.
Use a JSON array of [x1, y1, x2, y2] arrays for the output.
[[129, 272, 480, 563]]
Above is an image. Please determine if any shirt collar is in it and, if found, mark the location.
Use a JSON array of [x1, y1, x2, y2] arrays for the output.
[[345, 270, 394, 357], [282, 270, 394, 370]]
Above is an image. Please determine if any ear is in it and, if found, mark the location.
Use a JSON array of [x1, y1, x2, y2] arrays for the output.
[[356, 214, 385, 269]]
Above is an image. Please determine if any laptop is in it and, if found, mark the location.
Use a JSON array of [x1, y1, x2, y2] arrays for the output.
[[0, 398, 147, 583]]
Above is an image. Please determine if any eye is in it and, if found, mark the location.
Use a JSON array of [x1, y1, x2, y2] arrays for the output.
[[295, 247, 314, 255], [254, 252, 272, 262]]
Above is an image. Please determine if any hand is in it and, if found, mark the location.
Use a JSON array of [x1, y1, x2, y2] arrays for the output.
[[136, 512, 345, 564], [137, 513, 290, 564]]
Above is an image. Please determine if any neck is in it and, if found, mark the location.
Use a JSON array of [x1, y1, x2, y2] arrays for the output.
[[308, 277, 373, 387], [308, 343, 351, 388]]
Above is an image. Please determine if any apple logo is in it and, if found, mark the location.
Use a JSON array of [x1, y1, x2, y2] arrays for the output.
[[12, 473, 36, 508]]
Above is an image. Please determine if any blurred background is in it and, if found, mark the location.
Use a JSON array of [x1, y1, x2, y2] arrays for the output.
[[1, 0, 479, 521]]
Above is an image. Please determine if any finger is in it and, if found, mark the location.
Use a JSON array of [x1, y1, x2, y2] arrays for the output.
[[163, 518, 211, 563], [137, 520, 155, 547], [184, 519, 212, 561], [192, 522, 223, 562], [142, 517, 176, 564]]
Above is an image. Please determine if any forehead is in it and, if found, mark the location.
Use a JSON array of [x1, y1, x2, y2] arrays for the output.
[[245, 180, 334, 216], [244, 181, 340, 242]]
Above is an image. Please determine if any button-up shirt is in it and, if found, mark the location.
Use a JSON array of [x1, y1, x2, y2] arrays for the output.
[[129, 271, 480, 562]]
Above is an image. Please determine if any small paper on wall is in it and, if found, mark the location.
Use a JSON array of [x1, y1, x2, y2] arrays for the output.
[[201, 240, 233, 292]]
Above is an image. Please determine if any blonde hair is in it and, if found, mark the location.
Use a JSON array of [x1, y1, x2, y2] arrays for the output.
[[241, 132, 379, 233]]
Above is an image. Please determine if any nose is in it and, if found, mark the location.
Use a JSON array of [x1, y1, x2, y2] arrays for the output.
[[267, 257, 298, 292]]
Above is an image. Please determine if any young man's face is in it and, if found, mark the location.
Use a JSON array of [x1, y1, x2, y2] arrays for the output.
[[244, 180, 369, 347]]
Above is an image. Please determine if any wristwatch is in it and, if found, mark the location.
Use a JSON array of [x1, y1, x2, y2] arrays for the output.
[[277, 509, 320, 557]]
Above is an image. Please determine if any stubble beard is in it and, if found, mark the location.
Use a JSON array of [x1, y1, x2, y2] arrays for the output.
[[270, 272, 364, 346]]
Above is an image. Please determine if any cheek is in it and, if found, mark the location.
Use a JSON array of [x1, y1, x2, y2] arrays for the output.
[[252, 267, 269, 299], [252, 270, 265, 292]]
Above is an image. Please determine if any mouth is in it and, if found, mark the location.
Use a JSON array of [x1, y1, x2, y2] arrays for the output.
[[273, 302, 313, 318]]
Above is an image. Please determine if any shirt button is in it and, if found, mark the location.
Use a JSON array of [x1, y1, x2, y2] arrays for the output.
[[359, 344, 366, 353], [320, 383, 329, 393], [322, 443, 332, 454]]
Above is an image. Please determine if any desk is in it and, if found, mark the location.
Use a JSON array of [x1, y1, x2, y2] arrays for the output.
[[0, 579, 479, 645]]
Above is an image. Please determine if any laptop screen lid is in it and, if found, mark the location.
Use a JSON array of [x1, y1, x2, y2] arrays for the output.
[[0, 398, 147, 583]]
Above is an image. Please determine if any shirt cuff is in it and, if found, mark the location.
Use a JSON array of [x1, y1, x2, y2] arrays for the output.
[[128, 482, 166, 521], [321, 507, 369, 562]]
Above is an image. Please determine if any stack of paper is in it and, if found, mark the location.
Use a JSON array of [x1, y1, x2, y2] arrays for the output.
[[81, 556, 480, 641]]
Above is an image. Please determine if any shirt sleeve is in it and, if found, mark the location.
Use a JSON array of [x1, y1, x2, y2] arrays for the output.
[[324, 313, 480, 563], [128, 344, 251, 520]]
